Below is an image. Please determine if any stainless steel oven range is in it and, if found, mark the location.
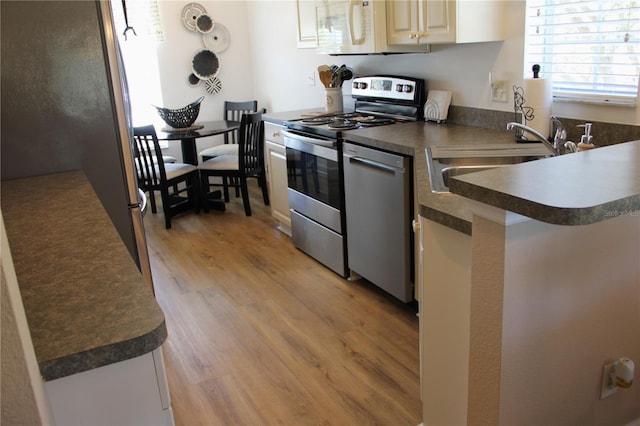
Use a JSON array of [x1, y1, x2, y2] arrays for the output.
[[282, 75, 426, 284]]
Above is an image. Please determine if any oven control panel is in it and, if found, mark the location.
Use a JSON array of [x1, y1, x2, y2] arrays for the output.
[[351, 75, 425, 104]]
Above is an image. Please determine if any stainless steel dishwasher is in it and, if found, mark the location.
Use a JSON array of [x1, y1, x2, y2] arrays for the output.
[[342, 142, 413, 302]]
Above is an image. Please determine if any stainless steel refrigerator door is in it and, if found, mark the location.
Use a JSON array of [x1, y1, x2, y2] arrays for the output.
[[98, 1, 154, 292]]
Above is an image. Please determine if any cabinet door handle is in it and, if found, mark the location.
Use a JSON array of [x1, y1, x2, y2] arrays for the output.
[[272, 132, 280, 137]]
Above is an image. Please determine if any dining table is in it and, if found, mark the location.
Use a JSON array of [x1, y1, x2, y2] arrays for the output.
[[156, 120, 241, 211], [155, 119, 240, 165]]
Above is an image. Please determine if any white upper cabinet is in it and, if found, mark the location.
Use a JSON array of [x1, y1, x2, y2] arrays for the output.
[[302, 0, 505, 53], [386, 0, 505, 45]]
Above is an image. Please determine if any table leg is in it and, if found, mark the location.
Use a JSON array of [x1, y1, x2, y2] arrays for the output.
[[181, 137, 226, 212], [180, 137, 198, 165]]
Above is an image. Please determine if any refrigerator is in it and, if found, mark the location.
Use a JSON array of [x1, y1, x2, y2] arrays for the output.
[[0, 0, 153, 290]]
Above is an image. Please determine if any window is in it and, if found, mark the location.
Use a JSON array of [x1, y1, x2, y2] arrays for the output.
[[525, 0, 640, 105], [111, 0, 165, 128]]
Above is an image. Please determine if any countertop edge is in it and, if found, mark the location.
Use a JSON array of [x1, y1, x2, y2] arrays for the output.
[[267, 111, 639, 231], [448, 140, 640, 225], [40, 321, 168, 381], [2, 170, 169, 381], [449, 180, 640, 226]]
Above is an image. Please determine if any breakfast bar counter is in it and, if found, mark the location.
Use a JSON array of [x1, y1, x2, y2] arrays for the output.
[[344, 121, 640, 233]]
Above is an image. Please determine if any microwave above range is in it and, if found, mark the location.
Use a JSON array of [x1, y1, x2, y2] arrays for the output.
[[315, 1, 431, 55]]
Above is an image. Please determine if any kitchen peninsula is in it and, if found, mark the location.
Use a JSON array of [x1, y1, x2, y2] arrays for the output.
[[343, 121, 640, 425]]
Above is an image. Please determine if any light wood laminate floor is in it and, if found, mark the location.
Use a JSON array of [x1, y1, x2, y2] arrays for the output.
[[143, 184, 422, 425]]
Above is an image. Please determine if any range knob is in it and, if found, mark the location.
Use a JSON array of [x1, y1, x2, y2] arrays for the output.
[[396, 84, 403, 92], [404, 84, 413, 93], [353, 82, 359, 89], [359, 82, 368, 89]]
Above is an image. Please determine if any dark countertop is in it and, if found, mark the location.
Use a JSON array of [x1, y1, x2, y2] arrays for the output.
[[1, 170, 167, 381], [264, 110, 640, 234], [448, 141, 640, 226], [263, 108, 325, 125], [346, 121, 518, 235], [344, 121, 640, 234]]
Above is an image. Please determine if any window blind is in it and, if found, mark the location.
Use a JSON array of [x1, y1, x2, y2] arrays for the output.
[[525, 0, 640, 105]]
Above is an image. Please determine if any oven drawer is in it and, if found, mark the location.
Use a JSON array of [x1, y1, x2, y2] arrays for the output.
[[290, 210, 346, 277], [288, 189, 342, 233]]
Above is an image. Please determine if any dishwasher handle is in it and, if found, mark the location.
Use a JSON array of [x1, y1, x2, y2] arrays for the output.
[[347, 155, 403, 175]]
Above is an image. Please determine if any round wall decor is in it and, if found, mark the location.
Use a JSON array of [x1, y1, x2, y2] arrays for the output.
[[188, 73, 201, 86], [181, 3, 207, 32], [196, 14, 214, 34], [191, 49, 220, 80], [202, 23, 230, 53], [204, 77, 222, 94]]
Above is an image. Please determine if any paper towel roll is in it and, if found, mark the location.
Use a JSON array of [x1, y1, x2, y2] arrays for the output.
[[523, 78, 553, 139]]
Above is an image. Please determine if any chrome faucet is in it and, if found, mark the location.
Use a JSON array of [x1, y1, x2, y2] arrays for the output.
[[506, 116, 577, 156], [506, 121, 558, 156]]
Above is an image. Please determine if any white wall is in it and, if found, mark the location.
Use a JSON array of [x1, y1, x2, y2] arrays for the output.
[[154, 0, 257, 158], [152, 0, 638, 160]]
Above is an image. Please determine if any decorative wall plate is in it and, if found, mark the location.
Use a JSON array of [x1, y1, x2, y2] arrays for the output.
[[202, 23, 230, 53], [204, 77, 222, 95], [181, 3, 207, 32], [196, 14, 214, 34], [188, 73, 201, 86], [191, 49, 220, 80]]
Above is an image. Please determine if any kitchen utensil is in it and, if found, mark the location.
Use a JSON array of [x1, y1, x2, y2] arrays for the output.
[[330, 65, 342, 87], [318, 65, 332, 88], [339, 67, 353, 86]]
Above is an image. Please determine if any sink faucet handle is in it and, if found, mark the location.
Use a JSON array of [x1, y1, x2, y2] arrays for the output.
[[551, 116, 567, 149], [577, 122, 593, 144]]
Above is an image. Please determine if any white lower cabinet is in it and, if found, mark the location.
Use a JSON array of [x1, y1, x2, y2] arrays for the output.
[[419, 216, 471, 426], [264, 122, 291, 235], [45, 348, 174, 426]]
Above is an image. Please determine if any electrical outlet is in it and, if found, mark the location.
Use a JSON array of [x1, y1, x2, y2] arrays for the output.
[[306, 72, 316, 86], [600, 361, 618, 399], [491, 79, 508, 102], [489, 71, 509, 103]]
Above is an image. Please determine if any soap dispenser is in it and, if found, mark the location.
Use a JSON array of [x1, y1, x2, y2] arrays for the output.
[[577, 123, 597, 151]]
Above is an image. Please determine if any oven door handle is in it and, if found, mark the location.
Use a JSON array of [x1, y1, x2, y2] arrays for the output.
[[282, 130, 335, 147], [283, 130, 338, 161]]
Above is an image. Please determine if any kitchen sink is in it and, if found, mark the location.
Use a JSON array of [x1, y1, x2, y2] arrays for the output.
[[426, 144, 550, 193]]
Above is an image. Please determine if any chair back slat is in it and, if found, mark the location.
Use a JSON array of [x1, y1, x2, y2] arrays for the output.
[[238, 111, 264, 176], [224, 100, 258, 144], [133, 125, 167, 189]]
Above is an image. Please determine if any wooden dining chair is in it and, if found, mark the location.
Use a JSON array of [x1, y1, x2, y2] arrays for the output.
[[198, 100, 258, 162], [198, 101, 259, 201], [197, 111, 269, 216], [133, 125, 200, 229]]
